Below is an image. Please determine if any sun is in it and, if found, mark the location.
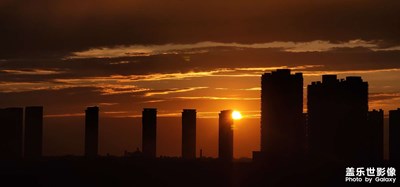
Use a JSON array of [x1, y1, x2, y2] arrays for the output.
[[232, 111, 242, 120]]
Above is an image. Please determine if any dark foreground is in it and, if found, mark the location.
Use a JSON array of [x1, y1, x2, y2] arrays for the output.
[[0, 156, 398, 187]]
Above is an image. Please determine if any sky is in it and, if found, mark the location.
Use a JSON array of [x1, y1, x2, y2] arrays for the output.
[[0, 0, 400, 158]]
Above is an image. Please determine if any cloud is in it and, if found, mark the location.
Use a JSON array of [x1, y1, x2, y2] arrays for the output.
[[240, 87, 261, 91], [370, 92, 400, 102], [44, 113, 84, 118], [369, 92, 400, 111], [144, 87, 207, 96], [174, 96, 259, 101], [97, 102, 118, 106], [2, 65, 400, 94], [67, 40, 385, 59], [2, 46, 400, 88], [1, 0, 399, 58], [96, 85, 149, 95], [0, 81, 74, 93], [0, 69, 64, 75], [302, 68, 400, 77]]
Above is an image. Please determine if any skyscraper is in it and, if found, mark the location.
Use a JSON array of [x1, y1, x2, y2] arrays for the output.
[[219, 110, 233, 161], [367, 109, 384, 161], [308, 75, 368, 161], [142, 108, 157, 158], [389, 108, 400, 162], [0, 107, 23, 159], [85, 106, 99, 157], [182, 109, 196, 159], [260, 69, 304, 158], [24, 106, 44, 158]]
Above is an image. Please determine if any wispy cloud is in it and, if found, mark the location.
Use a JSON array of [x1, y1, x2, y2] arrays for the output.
[[369, 92, 400, 111], [96, 85, 149, 95], [66, 40, 394, 59], [0, 69, 65, 75], [141, 99, 167, 103], [97, 102, 119, 106], [1, 65, 400, 94], [103, 111, 130, 114], [0, 81, 74, 93], [174, 96, 259, 101], [144, 87, 208, 96], [302, 68, 400, 77], [240, 87, 261, 91], [44, 113, 84, 118], [370, 92, 400, 102]]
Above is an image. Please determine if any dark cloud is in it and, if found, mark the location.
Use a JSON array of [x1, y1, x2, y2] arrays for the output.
[[1, 47, 400, 85], [370, 92, 400, 102], [1, 0, 399, 58]]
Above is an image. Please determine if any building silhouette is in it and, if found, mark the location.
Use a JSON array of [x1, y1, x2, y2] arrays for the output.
[[219, 110, 233, 161], [85, 106, 99, 157], [0, 107, 23, 159], [258, 69, 304, 159], [142, 108, 157, 158], [24, 106, 44, 158], [389, 108, 400, 162], [367, 109, 384, 161], [308, 75, 368, 161], [182, 109, 196, 159]]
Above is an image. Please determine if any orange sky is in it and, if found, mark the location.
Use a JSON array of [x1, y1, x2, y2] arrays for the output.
[[0, 0, 399, 158]]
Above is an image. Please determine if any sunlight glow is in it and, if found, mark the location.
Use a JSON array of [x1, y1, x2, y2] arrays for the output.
[[232, 111, 242, 120]]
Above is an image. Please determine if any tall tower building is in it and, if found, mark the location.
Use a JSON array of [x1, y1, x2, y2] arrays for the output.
[[218, 110, 233, 161], [24, 106, 44, 158], [142, 108, 157, 158], [308, 75, 368, 161], [85, 106, 99, 157], [367, 109, 384, 161], [261, 69, 304, 158], [0, 107, 23, 159], [182, 109, 196, 159], [389, 108, 400, 162]]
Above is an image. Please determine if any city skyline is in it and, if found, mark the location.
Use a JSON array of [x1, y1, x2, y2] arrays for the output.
[[0, 0, 399, 159], [1, 1, 399, 186], [1, 70, 397, 161], [1, 1, 400, 121]]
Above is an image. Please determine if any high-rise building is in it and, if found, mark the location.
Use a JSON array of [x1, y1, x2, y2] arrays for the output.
[[142, 108, 157, 158], [24, 106, 44, 158], [367, 109, 384, 161], [0, 107, 23, 159], [308, 75, 368, 161], [389, 108, 400, 162], [85, 106, 99, 157], [182, 109, 196, 159], [260, 69, 304, 158], [218, 110, 233, 161]]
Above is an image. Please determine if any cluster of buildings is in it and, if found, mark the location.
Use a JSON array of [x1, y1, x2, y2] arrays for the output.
[[255, 69, 399, 162], [1, 69, 400, 162], [0, 106, 43, 159]]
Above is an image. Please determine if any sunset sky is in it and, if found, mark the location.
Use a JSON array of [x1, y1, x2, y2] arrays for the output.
[[1, 0, 399, 158]]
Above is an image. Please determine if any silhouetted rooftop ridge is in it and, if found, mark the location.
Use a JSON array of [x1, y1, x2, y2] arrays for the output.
[[182, 109, 196, 112], [322, 75, 337, 83], [86, 106, 99, 111], [345, 76, 363, 82], [262, 69, 302, 78], [310, 75, 366, 85], [219, 110, 233, 115], [143, 108, 157, 111]]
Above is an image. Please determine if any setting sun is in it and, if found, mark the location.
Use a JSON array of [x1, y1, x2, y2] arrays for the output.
[[232, 111, 242, 120]]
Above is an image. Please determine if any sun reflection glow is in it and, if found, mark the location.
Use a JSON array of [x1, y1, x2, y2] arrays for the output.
[[232, 111, 242, 120]]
